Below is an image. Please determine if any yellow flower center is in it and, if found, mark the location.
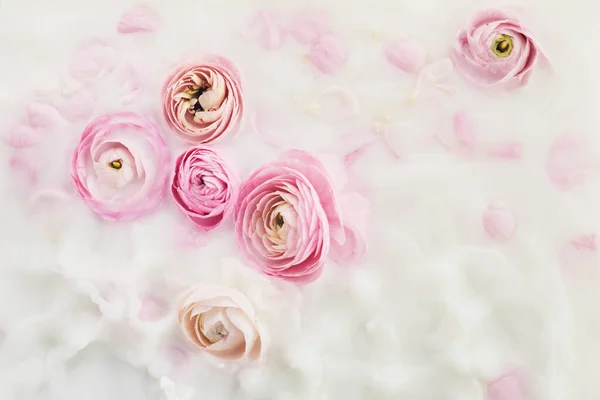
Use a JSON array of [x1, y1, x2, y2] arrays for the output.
[[492, 35, 513, 58], [109, 160, 123, 170]]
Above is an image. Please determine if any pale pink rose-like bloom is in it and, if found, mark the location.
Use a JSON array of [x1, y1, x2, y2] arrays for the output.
[[384, 39, 427, 74], [177, 284, 265, 363], [234, 150, 367, 284], [308, 34, 348, 75], [162, 55, 243, 144], [171, 146, 239, 231], [71, 112, 170, 221], [451, 9, 542, 88]]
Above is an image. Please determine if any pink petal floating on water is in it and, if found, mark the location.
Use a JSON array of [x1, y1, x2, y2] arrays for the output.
[[384, 39, 427, 74], [245, 10, 285, 50], [288, 10, 330, 44], [482, 200, 516, 242], [453, 110, 477, 153], [69, 39, 117, 81], [6, 125, 39, 148], [546, 133, 591, 190], [308, 34, 348, 75], [486, 371, 528, 400], [117, 3, 159, 34], [486, 142, 523, 159], [58, 90, 96, 122]]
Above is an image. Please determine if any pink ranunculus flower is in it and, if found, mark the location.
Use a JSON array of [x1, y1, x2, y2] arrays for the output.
[[234, 150, 347, 284], [451, 9, 542, 88], [71, 112, 170, 221], [162, 55, 243, 144], [171, 146, 239, 231], [177, 284, 265, 363]]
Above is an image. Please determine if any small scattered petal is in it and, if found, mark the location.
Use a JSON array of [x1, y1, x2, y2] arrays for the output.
[[546, 134, 591, 190], [118, 3, 160, 34], [69, 39, 117, 81], [482, 200, 516, 242], [5, 125, 39, 148], [330, 193, 369, 264], [245, 10, 285, 50], [453, 110, 477, 153], [384, 39, 427, 74], [486, 142, 523, 159], [308, 34, 348, 75], [486, 371, 528, 400], [288, 10, 330, 44]]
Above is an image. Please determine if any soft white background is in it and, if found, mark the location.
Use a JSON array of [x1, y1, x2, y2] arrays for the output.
[[1, 0, 600, 399]]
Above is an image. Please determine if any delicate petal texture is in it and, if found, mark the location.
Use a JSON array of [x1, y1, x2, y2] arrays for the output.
[[288, 10, 330, 44], [384, 39, 427, 73], [308, 35, 348, 75], [486, 142, 523, 159], [69, 39, 117, 81], [58, 90, 96, 122], [482, 200, 516, 242], [330, 193, 369, 264], [246, 10, 285, 50], [234, 150, 345, 284], [171, 146, 239, 231], [177, 285, 265, 363], [162, 55, 243, 144], [546, 134, 591, 190], [451, 9, 542, 88], [117, 3, 159, 34], [453, 110, 477, 153], [70, 112, 170, 221], [6, 125, 39, 148], [487, 371, 528, 400]]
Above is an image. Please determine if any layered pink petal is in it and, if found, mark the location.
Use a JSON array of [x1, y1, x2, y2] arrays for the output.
[[330, 193, 369, 264], [161, 55, 243, 144], [70, 112, 170, 221], [451, 8, 542, 88], [234, 150, 345, 284], [171, 146, 239, 231]]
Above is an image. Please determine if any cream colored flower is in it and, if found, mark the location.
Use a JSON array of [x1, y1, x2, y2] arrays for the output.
[[177, 285, 265, 363]]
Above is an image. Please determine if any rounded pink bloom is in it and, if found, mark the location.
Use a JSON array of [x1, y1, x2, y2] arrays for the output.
[[177, 284, 265, 363], [71, 112, 170, 221], [451, 9, 541, 88], [234, 150, 345, 284], [171, 146, 239, 231], [162, 55, 243, 144]]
